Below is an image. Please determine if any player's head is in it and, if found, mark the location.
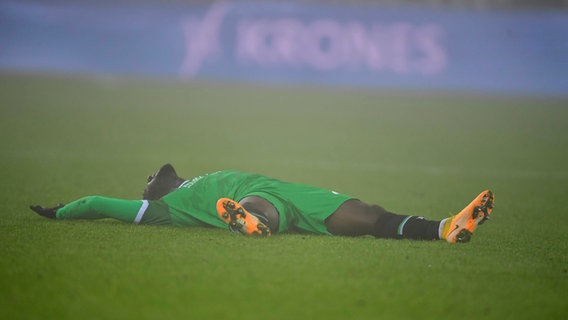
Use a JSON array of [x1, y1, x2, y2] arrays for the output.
[[142, 163, 186, 200]]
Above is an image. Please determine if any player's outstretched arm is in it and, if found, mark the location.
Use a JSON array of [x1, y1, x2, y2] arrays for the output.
[[30, 196, 147, 223]]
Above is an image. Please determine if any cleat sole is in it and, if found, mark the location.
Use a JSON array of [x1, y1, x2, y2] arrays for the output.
[[216, 198, 271, 237], [445, 190, 495, 243]]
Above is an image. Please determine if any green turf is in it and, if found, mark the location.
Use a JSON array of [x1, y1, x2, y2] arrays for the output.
[[1, 73, 567, 319]]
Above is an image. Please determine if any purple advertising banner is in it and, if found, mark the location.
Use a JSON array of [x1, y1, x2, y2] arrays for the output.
[[1, 1, 567, 96]]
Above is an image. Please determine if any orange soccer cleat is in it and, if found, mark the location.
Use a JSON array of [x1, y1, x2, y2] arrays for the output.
[[216, 198, 271, 236], [441, 190, 495, 243]]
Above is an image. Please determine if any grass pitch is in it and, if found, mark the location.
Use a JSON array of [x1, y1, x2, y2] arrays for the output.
[[1, 73, 567, 319]]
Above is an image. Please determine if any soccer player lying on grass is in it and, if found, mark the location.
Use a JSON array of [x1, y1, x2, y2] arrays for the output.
[[30, 164, 494, 243]]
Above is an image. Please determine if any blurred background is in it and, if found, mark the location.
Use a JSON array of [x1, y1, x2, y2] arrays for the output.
[[1, 0, 567, 96]]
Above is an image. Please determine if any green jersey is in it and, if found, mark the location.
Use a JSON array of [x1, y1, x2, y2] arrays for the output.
[[160, 170, 352, 234]]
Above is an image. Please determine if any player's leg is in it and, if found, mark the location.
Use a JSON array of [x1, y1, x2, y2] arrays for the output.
[[326, 190, 494, 243], [325, 199, 442, 240], [32, 196, 148, 224]]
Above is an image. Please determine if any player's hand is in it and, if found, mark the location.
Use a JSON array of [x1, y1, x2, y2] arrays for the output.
[[30, 204, 65, 219]]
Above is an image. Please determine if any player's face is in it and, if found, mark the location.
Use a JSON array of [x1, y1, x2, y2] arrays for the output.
[[142, 164, 184, 200], [142, 173, 162, 200]]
